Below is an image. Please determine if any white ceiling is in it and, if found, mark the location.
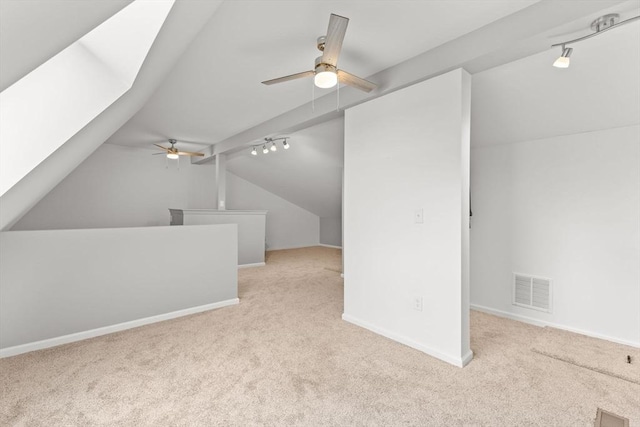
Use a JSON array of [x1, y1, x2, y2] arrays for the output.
[[472, 15, 640, 147], [4, 0, 637, 221], [106, 0, 538, 148], [227, 117, 344, 218], [0, 0, 132, 92], [221, 2, 640, 217]]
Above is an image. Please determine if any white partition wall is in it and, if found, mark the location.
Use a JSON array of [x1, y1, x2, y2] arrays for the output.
[[170, 209, 266, 266], [343, 69, 472, 367], [0, 224, 238, 356]]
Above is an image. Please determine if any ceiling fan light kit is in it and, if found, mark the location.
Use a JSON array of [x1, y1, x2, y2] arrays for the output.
[[262, 14, 377, 93], [314, 56, 338, 88], [153, 139, 205, 159]]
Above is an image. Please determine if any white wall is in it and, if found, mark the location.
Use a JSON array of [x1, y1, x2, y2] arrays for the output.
[[343, 69, 471, 367], [14, 144, 322, 251], [470, 20, 640, 347], [12, 143, 217, 230], [320, 217, 342, 247], [226, 172, 319, 250], [175, 209, 266, 266], [0, 224, 238, 354], [471, 125, 640, 346]]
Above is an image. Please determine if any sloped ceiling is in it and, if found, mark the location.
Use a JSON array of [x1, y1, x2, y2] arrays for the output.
[[0, 0, 132, 92], [4, 0, 637, 228], [472, 13, 640, 146], [106, 0, 538, 147], [227, 117, 344, 218], [0, 0, 224, 230]]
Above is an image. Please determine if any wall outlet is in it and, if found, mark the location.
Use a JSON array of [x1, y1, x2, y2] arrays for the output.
[[414, 208, 424, 224], [413, 296, 423, 311]]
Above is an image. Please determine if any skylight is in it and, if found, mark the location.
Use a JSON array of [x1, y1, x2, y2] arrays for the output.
[[0, 0, 175, 197]]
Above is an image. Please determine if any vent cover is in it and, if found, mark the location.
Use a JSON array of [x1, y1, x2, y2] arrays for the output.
[[513, 273, 551, 313], [595, 408, 629, 427]]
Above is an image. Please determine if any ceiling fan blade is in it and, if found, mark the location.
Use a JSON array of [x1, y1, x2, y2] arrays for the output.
[[337, 70, 376, 93], [321, 14, 349, 67], [262, 71, 314, 85], [177, 151, 205, 157], [153, 143, 169, 151], [152, 152, 167, 155]]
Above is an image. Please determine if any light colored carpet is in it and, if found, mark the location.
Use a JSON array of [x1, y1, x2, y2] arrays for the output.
[[0, 246, 638, 426], [532, 326, 640, 385]]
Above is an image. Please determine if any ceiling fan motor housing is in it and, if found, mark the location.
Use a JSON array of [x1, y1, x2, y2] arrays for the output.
[[314, 55, 336, 74]]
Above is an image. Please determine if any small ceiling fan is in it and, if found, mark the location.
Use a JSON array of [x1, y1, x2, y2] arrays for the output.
[[153, 139, 205, 159], [262, 13, 377, 93]]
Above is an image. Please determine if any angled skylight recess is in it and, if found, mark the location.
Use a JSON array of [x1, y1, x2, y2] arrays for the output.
[[0, 0, 175, 197]]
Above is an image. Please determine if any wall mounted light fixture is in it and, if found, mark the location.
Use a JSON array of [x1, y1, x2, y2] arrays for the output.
[[551, 13, 640, 68], [251, 137, 290, 156]]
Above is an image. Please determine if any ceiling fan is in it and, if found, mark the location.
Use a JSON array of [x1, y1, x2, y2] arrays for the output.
[[153, 139, 205, 159], [262, 13, 377, 93]]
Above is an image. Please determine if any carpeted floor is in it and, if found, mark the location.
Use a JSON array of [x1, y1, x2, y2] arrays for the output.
[[0, 246, 638, 426], [532, 325, 640, 385]]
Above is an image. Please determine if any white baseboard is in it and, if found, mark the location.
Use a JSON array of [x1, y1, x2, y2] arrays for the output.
[[342, 313, 472, 367], [0, 298, 240, 358], [238, 262, 265, 269], [318, 244, 342, 249], [461, 350, 474, 367], [266, 244, 319, 251], [470, 304, 640, 348]]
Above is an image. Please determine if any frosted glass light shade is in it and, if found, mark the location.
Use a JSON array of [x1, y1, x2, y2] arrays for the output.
[[553, 56, 570, 68], [314, 70, 338, 88], [553, 47, 572, 69], [167, 153, 179, 160]]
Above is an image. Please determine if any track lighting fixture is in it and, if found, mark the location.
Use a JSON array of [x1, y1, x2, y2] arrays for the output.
[[250, 137, 291, 156], [553, 47, 572, 68], [551, 13, 639, 68]]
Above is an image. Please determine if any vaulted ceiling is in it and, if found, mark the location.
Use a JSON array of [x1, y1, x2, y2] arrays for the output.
[[2, 0, 638, 226], [105, 0, 538, 148]]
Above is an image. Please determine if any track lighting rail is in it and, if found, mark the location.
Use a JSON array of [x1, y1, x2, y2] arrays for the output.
[[551, 14, 639, 48], [250, 137, 290, 156]]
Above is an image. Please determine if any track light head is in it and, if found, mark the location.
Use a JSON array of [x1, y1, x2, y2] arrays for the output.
[[251, 147, 257, 156], [283, 139, 290, 149], [553, 47, 573, 68], [262, 145, 269, 154], [270, 142, 277, 151]]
